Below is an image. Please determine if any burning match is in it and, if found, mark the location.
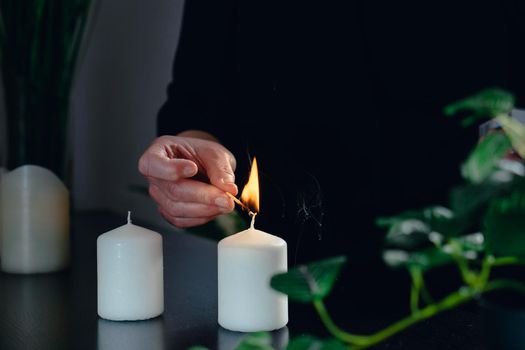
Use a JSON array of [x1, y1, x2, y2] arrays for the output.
[[226, 192, 255, 216]]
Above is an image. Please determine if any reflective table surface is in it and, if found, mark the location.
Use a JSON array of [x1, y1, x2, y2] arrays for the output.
[[0, 211, 485, 350]]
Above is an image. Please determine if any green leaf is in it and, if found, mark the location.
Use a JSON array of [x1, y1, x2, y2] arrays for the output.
[[187, 347, 210, 350], [378, 206, 461, 248], [383, 218, 431, 250], [270, 256, 347, 303], [484, 190, 525, 258], [235, 332, 274, 350], [444, 88, 515, 123], [285, 336, 320, 350], [495, 114, 525, 159], [383, 247, 454, 271], [451, 232, 485, 253], [377, 206, 455, 228], [412, 248, 454, 269], [449, 174, 518, 235], [286, 336, 346, 350], [461, 133, 512, 184]]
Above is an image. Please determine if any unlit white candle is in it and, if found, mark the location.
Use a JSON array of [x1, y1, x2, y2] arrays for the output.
[[218, 215, 288, 332], [0, 165, 69, 273], [97, 212, 164, 321]]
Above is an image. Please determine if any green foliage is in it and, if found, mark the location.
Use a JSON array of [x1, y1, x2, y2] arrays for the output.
[[461, 133, 512, 184], [383, 247, 453, 271], [383, 218, 432, 250], [449, 176, 514, 224], [235, 332, 274, 350], [270, 256, 347, 303], [0, 0, 93, 180], [377, 205, 454, 229], [484, 189, 525, 258], [0, 0, 92, 92], [187, 347, 210, 350], [378, 206, 461, 250], [383, 89, 525, 274], [451, 233, 485, 253], [496, 114, 525, 158], [444, 88, 515, 125], [285, 336, 346, 350]]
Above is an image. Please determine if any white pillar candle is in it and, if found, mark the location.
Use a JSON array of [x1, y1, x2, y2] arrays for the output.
[[97, 212, 164, 321], [1, 165, 70, 273], [218, 215, 288, 332]]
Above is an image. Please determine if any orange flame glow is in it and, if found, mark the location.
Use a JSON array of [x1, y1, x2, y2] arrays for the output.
[[240, 157, 260, 213]]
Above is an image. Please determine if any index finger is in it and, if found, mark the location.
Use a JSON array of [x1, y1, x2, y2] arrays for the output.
[[138, 143, 198, 181]]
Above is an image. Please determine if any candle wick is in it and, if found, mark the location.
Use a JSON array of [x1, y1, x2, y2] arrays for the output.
[[127, 211, 132, 224], [224, 193, 258, 228], [249, 212, 257, 229]]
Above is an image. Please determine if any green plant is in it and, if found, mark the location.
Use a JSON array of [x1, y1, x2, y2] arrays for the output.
[[0, 0, 92, 181], [193, 89, 525, 350]]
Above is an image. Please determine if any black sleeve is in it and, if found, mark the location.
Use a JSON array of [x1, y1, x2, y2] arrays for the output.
[[157, 0, 238, 148]]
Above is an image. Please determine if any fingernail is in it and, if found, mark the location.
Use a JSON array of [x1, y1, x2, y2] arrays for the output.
[[183, 166, 195, 177], [215, 197, 230, 209]]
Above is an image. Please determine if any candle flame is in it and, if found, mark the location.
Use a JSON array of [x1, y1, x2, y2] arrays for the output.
[[240, 157, 260, 213]]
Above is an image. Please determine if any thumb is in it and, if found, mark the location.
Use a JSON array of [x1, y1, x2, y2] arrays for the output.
[[200, 148, 238, 195]]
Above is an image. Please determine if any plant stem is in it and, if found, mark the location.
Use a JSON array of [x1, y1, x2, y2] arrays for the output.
[[409, 268, 423, 313], [353, 288, 476, 348], [420, 280, 435, 305], [315, 279, 525, 349], [313, 300, 370, 346], [485, 279, 525, 295], [410, 283, 419, 315], [491, 256, 523, 267], [475, 256, 492, 289], [313, 288, 475, 348], [450, 241, 476, 286]]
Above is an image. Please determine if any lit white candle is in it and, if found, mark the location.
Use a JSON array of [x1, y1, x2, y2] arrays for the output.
[[97, 212, 164, 321], [0, 165, 69, 273], [218, 158, 288, 332]]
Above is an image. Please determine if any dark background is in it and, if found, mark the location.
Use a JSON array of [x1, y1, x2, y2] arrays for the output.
[[156, 0, 525, 332], [2, 0, 525, 348]]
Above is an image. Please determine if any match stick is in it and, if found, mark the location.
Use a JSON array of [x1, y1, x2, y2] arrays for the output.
[[226, 192, 254, 216]]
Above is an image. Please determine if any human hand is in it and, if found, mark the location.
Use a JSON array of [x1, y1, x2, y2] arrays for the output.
[[138, 135, 238, 228]]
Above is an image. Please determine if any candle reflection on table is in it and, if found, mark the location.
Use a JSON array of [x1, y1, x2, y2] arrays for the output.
[[0, 273, 69, 350], [218, 326, 289, 350], [97, 317, 165, 350]]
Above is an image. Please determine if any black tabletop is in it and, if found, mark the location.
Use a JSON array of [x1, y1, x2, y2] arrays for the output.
[[0, 211, 487, 350]]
